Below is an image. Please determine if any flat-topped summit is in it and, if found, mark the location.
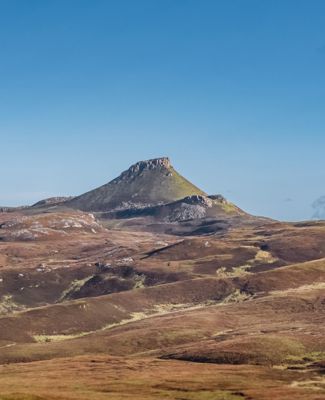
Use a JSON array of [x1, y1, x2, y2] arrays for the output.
[[113, 157, 172, 183], [127, 157, 171, 172], [66, 157, 205, 212]]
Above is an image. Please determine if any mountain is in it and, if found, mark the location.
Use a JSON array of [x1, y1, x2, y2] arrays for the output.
[[66, 157, 205, 212], [62, 157, 264, 235], [312, 196, 325, 219]]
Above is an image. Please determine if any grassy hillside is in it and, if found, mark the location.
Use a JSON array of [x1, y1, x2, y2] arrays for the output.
[[67, 158, 205, 211]]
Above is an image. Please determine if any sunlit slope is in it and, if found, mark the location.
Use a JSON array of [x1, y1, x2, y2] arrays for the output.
[[66, 157, 205, 211]]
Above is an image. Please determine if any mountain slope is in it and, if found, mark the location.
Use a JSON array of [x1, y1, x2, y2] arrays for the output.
[[105, 194, 244, 222], [66, 157, 205, 212], [100, 194, 253, 235]]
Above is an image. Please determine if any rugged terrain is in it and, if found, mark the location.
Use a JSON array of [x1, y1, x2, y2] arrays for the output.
[[0, 158, 324, 400]]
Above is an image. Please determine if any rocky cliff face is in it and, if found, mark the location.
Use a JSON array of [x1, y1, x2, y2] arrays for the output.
[[115, 157, 172, 182]]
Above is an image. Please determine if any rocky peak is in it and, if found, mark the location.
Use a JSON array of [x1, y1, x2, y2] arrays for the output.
[[115, 157, 172, 182], [139, 157, 171, 169]]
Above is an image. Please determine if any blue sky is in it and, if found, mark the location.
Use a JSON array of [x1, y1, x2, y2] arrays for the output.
[[0, 0, 324, 221]]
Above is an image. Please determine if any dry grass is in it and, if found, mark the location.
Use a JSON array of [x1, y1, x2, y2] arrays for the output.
[[0, 355, 323, 400], [0, 210, 325, 399]]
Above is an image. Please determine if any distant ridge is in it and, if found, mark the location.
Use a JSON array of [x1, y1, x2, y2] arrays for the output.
[[32, 196, 74, 208], [66, 157, 205, 212]]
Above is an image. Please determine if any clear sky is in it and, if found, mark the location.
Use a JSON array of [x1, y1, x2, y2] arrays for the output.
[[1, 0, 324, 221]]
